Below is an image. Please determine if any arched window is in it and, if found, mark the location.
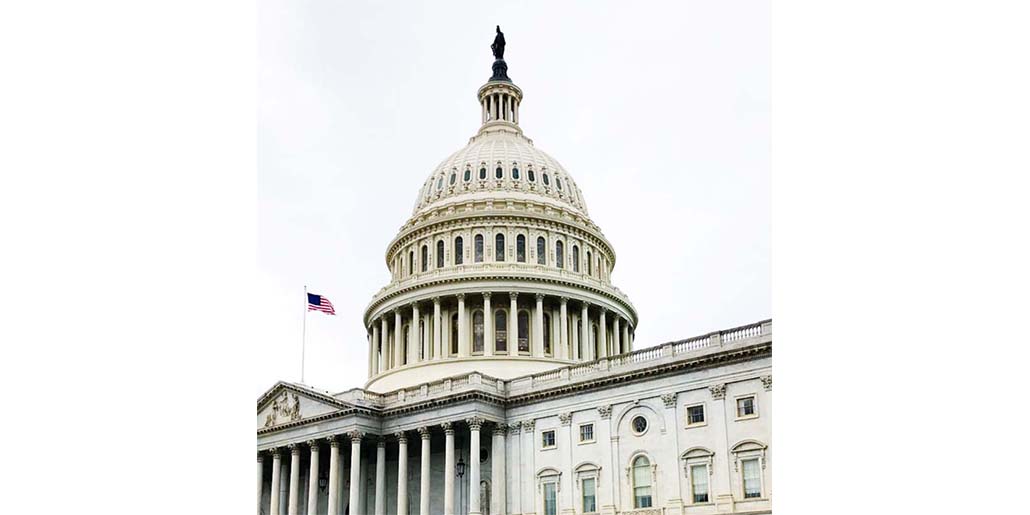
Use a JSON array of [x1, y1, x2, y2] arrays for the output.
[[572, 245, 580, 272], [479, 166, 487, 180], [464, 168, 471, 182], [419, 319, 425, 360], [543, 172, 550, 186], [475, 234, 484, 263], [450, 314, 459, 355], [512, 164, 520, 180], [436, 176, 444, 190], [556, 241, 564, 269], [449, 171, 456, 185], [528, 168, 536, 182], [587, 251, 592, 276], [537, 237, 546, 265], [593, 323, 600, 361], [516, 234, 526, 262], [454, 236, 464, 265], [556, 177, 563, 190], [472, 310, 484, 353], [517, 310, 529, 352], [421, 245, 428, 272], [402, 325, 410, 365], [495, 165, 503, 179], [632, 456, 653, 508], [409, 250, 414, 276], [495, 310, 507, 352], [542, 313, 551, 355], [495, 234, 506, 262], [436, 240, 444, 268]]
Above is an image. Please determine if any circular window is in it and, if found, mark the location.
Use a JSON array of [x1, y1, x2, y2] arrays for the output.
[[631, 416, 648, 435], [480, 447, 489, 463]]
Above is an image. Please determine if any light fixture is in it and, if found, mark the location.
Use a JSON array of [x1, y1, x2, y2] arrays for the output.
[[456, 456, 466, 478], [318, 470, 329, 493]]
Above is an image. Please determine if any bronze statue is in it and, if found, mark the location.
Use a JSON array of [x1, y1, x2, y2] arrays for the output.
[[491, 25, 505, 60]]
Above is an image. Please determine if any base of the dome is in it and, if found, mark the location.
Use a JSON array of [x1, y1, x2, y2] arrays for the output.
[[364, 355, 571, 393]]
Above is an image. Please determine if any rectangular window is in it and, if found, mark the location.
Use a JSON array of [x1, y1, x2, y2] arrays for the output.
[[737, 396, 756, 418], [742, 458, 761, 498], [579, 423, 594, 443], [582, 477, 596, 513], [541, 430, 556, 448], [691, 465, 709, 503], [543, 482, 558, 515], [687, 404, 705, 425]]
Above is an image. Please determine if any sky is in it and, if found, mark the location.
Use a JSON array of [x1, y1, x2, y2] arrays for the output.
[[256, 0, 770, 397]]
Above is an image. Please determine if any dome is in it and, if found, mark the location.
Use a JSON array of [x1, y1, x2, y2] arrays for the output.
[[412, 129, 590, 218], [361, 46, 637, 393]]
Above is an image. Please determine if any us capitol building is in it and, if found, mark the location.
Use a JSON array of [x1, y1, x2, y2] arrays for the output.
[[257, 29, 772, 515]]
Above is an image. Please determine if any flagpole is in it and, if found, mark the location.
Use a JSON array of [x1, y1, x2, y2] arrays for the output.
[[301, 285, 307, 384]]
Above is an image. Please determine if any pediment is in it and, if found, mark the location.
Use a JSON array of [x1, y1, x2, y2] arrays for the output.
[[257, 382, 351, 430]]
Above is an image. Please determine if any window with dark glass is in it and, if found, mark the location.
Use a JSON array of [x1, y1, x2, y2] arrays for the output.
[[495, 233, 505, 262], [555, 240, 564, 269], [437, 176, 443, 190], [512, 165, 520, 179], [472, 310, 484, 353], [517, 310, 529, 352], [582, 477, 596, 513], [687, 405, 705, 425], [572, 245, 579, 272], [495, 310, 507, 352], [475, 234, 484, 263], [632, 416, 648, 434], [528, 169, 536, 182], [436, 240, 444, 268], [543, 172, 550, 186], [495, 166, 503, 179], [541, 430, 556, 448], [516, 235, 526, 262], [454, 236, 464, 265], [449, 171, 456, 185], [421, 245, 428, 272], [587, 251, 592, 276], [536, 237, 546, 265], [579, 423, 594, 442], [737, 396, 756, 417], [542, 313, 551, 355], [451, 314, 459, 355], [691, 465, 709, 503], [556, 177, 563, 190], [464, 168, 471, 182], [409, 250, 414, 275], [479, 166, 487, 180]]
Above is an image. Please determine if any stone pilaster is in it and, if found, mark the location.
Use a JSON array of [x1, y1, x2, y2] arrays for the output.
[[467, 417, 484, 515], [418, 427, 432, 515], [348, 431, 364, 514], [443, 422, 456, 515], [397, 431, 409, 515]]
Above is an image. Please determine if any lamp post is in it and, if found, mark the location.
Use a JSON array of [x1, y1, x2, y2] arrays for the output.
[[457, 455, 466, 515]]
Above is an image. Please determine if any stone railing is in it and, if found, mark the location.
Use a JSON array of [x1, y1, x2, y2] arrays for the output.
[[336, 319, 771, 408]]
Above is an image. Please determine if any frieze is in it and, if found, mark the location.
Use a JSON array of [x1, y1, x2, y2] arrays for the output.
[[263, 391, 302, 428]]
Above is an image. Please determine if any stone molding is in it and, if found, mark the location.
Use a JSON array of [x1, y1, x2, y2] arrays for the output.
[[709, 384, 727, 400], [761, 375, 772, 391]]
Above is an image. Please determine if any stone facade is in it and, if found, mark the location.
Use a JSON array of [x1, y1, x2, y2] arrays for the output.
[[257, 38, 771, 515]]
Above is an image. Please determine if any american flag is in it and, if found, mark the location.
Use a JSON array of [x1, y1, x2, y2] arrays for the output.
[[307, 293, 336, 315]]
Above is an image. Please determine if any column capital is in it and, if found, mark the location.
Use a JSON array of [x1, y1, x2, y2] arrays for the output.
[[327, 435, 340, 447], [271, 447, 282, 458], [535, 292, 545, 302], [598, 404, 613, 419], [441, 421, 455, 434], [466, 416, 485, 431], [257, 452, 265, 462], [761, 375, 772, 391], [433, 296, 441, 305], [661, 392, 677, 408], [392, 307, 401, 316], [417, 426, 431, 439], [558, 412, 572, 426], [599, 306, 608, 314], [306, 439, 319, 451], [288, 443, 301, 454], [456, 292, 466, 301], [582, 300, 591, 309], [508, 421, 522, 434], [559, 296, 568, 305], [709, 383, 728, 400], [395, 431, 408, 444], [376, 436, 387, 448], [347, 430, 365, 442], [509, 291, 519, 301], [493, 424, 508, 437], [522, 419, 535, 432], [483, 291, 492, 300]]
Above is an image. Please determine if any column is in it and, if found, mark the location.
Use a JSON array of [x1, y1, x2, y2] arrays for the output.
[[433, 297, 442, 360], [521, 421, 536, 511], [709, 384, 734, 511], [349, 431, 363, 514], [411, 303, 421, 363], [581, 302, 590, 361], [468, 417, 484, 515], [533, 293, 544, 356], [484, 292, 493, 356], [327, 437, 340, 515], [622, 323, 631, 354], [509, 423, 522, 515], [380, 318, 390, 371], [367, 332, 373, 377], [443, 422, 456, 515], [306, 441, 319, 515], [598, 309, 608, 358], [397, 431, 409, 515], [394, 309, 403, 367], [375, 438, 386, 515], [509, 292, 519, 356], [418, 427, 432, 515], [613, 316, 621, 355], [457, 294, 469, 357], [491, 426, 507, 515], [599, 406, 616, 512], [560, 298, 569, 361], [288, 444, 301, 515], [270, 448, 283, 515], [257, 453, 264, 515], [371, 323, 380, 374]]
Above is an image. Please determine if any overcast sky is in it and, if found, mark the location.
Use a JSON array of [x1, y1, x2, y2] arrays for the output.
[[256, 0, 769, 396]]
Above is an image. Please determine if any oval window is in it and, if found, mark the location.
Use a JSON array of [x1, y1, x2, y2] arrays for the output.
[[528, 169, 536, 182], [632, 416, 648, 434], [512, 166, 520, 180], [479, 167, 487, 180], [543, 173, 550, 186], [495, 166, 504, 179], [464, 168, 471, 182]]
